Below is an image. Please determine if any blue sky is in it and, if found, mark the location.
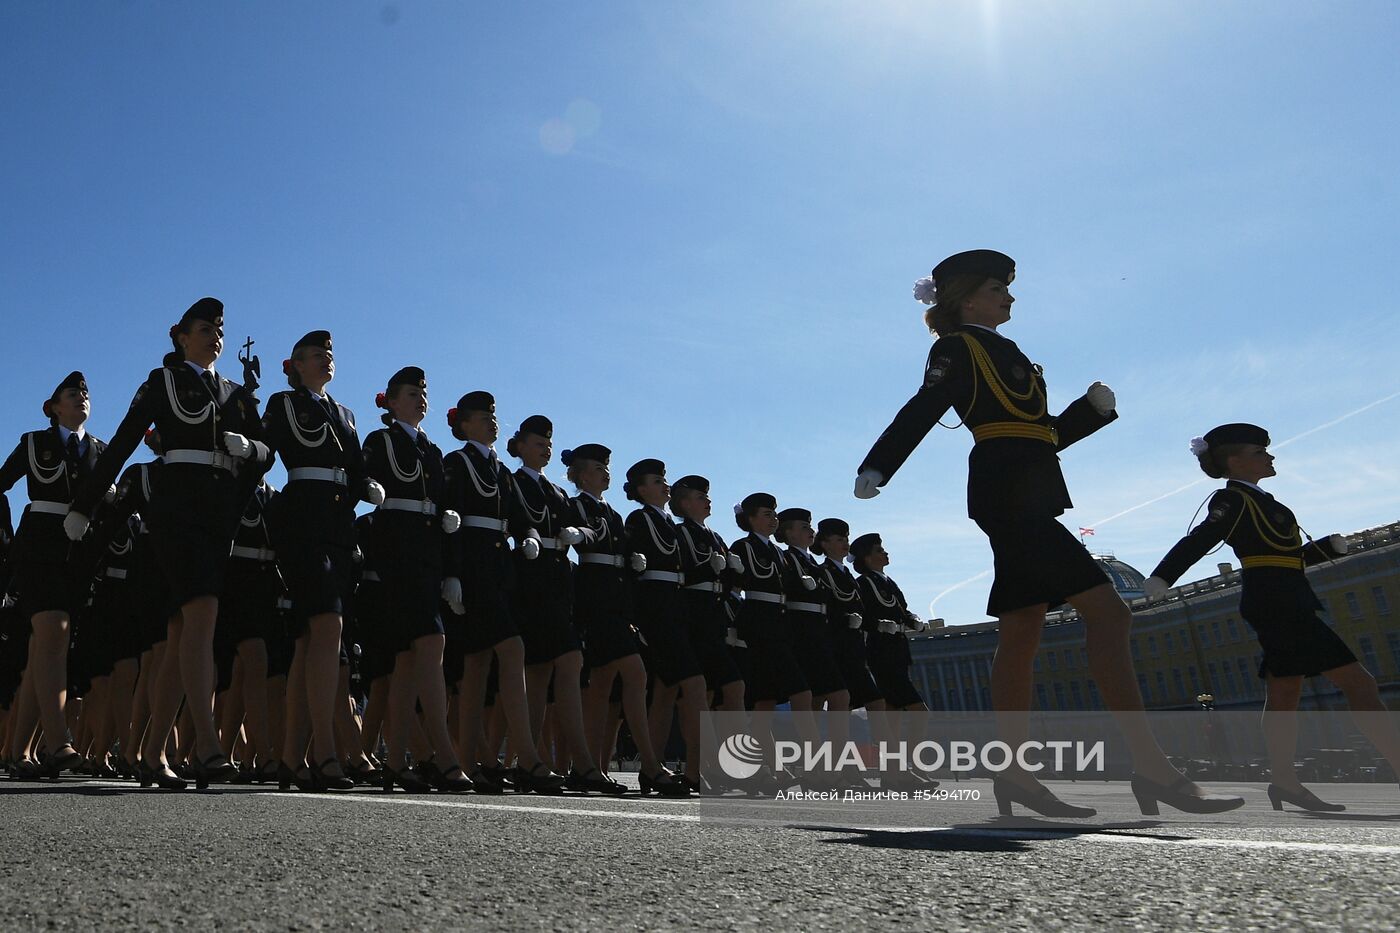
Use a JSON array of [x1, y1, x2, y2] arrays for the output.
[[3, 1, 1398, 624]]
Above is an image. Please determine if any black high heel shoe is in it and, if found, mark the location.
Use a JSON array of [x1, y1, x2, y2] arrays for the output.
[[382, 764, 432, 794], [430, 764, 475, 794], [309, 758, 355, 792], [191, 754, 237, 791], [343, 759, 382, 786], [1267, 783, 1345, 813], [277, 761, 315, 792], [141, 760, 188, 791], [641, 768, 693, 798], [992, 776, 1096, 818], [1130, 774, 1244, 816], [566, 767, 627, 795], [468, 768, 505, 795], [512, 763, 566, 795], [46, 745, 83, 778]]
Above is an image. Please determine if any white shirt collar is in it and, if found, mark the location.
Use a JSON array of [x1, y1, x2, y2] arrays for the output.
[[1230, 478, 1268, 495], [520, 465, 543, 483], [185, 360, 216, 378], [467, 439, 496, 459], [647, 503, 674, 521], [394, 419, 423, 439], [57, 425, 87, 444], [963, 323, 999, 336], [579, 489, 605, 504]]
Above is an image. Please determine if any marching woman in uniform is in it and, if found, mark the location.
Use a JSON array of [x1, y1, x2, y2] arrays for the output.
[[441, 394, 564, 794], [84, 496, 142, 777], [776, 509, 849, 717], [0, 371, 107, 778], [812, 519, 881, 715], [362, 367, 470, 794], [262, 330, 380, 791], [1145, 424, 1400, 812], [624, 459, 704, 795], [854, 250, 1242, 817], [69, 298, 273, 790], [565, 444, 686, 795], [508, 416, 620, 794]]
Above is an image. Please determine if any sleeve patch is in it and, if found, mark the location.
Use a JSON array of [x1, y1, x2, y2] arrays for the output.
[[128, 384, 147, 410], [924, 356, 952, 387]]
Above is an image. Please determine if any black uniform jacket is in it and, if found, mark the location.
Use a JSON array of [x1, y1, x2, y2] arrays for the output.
[[262, 388, 368, 546], [74, 362, 270, 534], [625, 506, 683, 576], [858, 326, 1116, 523], [1151, 481, 1339, 620], [1, 427, 107, 564]]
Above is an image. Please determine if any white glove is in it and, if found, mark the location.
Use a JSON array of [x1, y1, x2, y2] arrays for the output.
[[708, 551, 727, 574], [910, 616, 928, 633], [0, 593, 14, 609], [441, 510, 461, 534], [63, 511, 90, 542], [441, 577, 466, 616], [727, 553, 745, 574], [846, 612, 863, 630], [1086, 382, 1116, 415], [520, 538, 540, 560], [1143, 576, 1169, 601], [365, 480, 386, 506], [854, 469, 883, 499], [800, 574, 817, 591], [103, 484, 118, 504], [630, 553, 647, 573], [1328, 534, 1349, 555], [222, 432, 253, 459], [558, 527, 585, 546]]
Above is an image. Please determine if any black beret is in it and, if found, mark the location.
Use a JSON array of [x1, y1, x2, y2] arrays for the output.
[[740, 492, 777, 514], [178, 297, 224, 327], [932, 250, 1015, 287], [561, 443, 610, 467], [815, 518, 850, 540], [777, 508, 812, 525], [1204, 423, 1270, 448], [455, 391, 495, 414], [293, 330, 332, 353], [850, 532, 883, 560], [517, 414, 552, 439], [626, 459, 666, 485], [50, 371, 87, 401], [387, 366, 425, 391], [672, 474, 710, 495]]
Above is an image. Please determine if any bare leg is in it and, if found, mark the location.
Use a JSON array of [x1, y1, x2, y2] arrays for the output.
[[1324, 662, 1400, 768], [28, 611, 72, 752], [175, 597, 223, 763], [236, 640, 273, 766], [304, 613, 343, 769], [1262, 674, 1305, 790], [141, 617, 184, 768]]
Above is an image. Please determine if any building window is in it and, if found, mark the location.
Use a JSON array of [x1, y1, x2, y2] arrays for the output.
[[1227, 618, 1241, 643], [1164, 632, 1175, 656], [1047, 652, 1059, 672], [1088, 681, 1101, 709], [1131, 638, 1140, 661], [980, 686, 991, 710], [1212, 621, 1223, 646], [1064, 649, 1076, 671], [1172, 669, 1185, 702], [1237, 658, 1253, 694], [1070, 681, 1084, 710], [1387, 632, 1400, 671], [1188, 667, 1201, 694], [1053, 683, 1066, 710], [947, 690, 960, 711], [1207, 662, 1219, 693], [1036, 683, 1049, 710], [1137, 673, 1150, 702], [1197, 624, 1208, 648], [1373, 586, 1390, 615], [1345, 591, 1362, 618], [1147, 635, 1158, 658], [1358, 635, 1380, 673], [1223, 664, 1238, 698], [1079, 648, 1088, 669], [1155, 671, 1168, 702]]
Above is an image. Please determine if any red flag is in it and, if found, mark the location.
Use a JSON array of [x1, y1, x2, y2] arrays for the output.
[[1079, 527, 1095, 536]]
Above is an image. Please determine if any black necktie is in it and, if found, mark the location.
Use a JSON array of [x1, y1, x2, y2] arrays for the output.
[[65, 434, 81, 475], [416, 433, 430, 456], [202, 371, 218, 399]]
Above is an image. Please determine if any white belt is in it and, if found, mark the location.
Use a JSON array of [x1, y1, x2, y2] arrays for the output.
[[27, 501, 69, 516], [640, 570, 683, 584], [276, 596, 293, 610], [104, 568, 128, 580], [165, 449, 238, 472], [536, 537, 560, 549], [686, 581, 723, 593], [380, 498, 438, 516], [136, 521, 148, 535], [725, 627, 748, 649], [231, 545, 277, 562], [287, 466, 348, 485], [788, 601, 826, 615], [462, 515, 509, 532], [877, 621, 899, 635], [360, 571, 381, 583], [745, 591, 785, 605], [579, 553, 625, 568]]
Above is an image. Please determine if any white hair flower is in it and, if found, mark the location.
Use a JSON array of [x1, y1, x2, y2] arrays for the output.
[[733, 502, 744, 516], [913, 276, 938, 305], [1189, 436, 1209, 457]]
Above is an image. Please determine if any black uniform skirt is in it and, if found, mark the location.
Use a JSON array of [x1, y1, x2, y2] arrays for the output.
[[830, 624, 881, 710], [277, 537, 355, 638], [1241, 571, 1358, 678], [634, 582, 701, 686], [867, 631, 922, 708], [679, 590, 743, 690], [91, 574, 142, 667], [371, 513, 444, 655], [514, 551, 580, 666], [976, 516, 1110, 617], [736, 600, 808, 704], [457, 534, 520, 655], [574, 563, 640, 670], [787, 608, 844, 698], [217, 557, 283, 647], [132, 534, 170, 650], [12, 516, 85, 618], [266, 598, 295, 678], [0, 603, 26, 708], [350, 577, 391, 684]]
